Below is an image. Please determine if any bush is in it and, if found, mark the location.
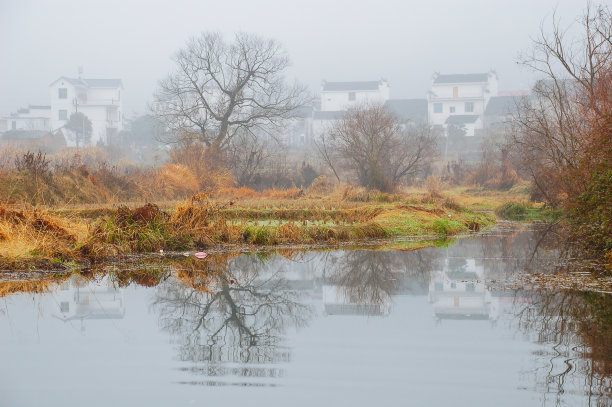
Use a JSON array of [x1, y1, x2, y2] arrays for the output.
[[495, 202, 529, 220], [432, 219, 465, 235]]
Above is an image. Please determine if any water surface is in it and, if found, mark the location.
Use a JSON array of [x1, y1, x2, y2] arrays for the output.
[[1, 225, 610, 406]]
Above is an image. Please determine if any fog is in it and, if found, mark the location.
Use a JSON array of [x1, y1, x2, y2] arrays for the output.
[[0, 0, 587, 116]]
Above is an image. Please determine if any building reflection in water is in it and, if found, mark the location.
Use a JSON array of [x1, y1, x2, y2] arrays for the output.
[[145, 226, 610, 400], [428, 258, 499, 321], [52, 276, 125, 331]]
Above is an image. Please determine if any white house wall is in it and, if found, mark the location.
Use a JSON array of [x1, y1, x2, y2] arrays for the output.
[[49, 78, 123, 146]]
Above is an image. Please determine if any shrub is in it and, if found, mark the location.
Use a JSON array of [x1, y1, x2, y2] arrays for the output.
[[432, 218, 465, 235], [495, 202, 529, 220]]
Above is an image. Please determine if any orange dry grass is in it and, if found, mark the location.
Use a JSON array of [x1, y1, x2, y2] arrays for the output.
[[262, 187, 304, 199], [146, 163, 200, 199], [214, 186, 260, 199], [0, 206, 87, 261], [0, 279, 65, 297]]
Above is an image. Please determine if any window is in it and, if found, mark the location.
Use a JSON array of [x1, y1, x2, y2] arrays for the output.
[[58, 88, 67, 99], [434, 282, 443, 291], [60, 302, 69, 313], [466, 282, 475, 292], [450, 282, 456, 289], [449, 106, 456, 113], [453, 87, 458, 98], [59, 109, 67, 120], [433, 103, 443, 113], [11, 121, 16, 130], [348, 92, 356, 101], [465, 102, 474, 112]]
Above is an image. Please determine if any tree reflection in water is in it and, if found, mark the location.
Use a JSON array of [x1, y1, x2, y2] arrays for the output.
[[321, 249, 436, 315], [514, 289, 612, 405], [152, 255, 311, 383]]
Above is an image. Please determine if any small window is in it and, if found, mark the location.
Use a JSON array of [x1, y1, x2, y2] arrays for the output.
[[433, 103, 443, 113], [465, 102, 474, 113], [59, 110, 67, 120], [450, 282, 456, 289], [434, 282, 443, 291], [348, 92, 356, 101], [11, 121, 16, 130], [58, 88, 67, 99], [453, 87, 458, 98], [466, 282, 475, 292], [60, 302, 69, 313], [449, 106, 456, 113]]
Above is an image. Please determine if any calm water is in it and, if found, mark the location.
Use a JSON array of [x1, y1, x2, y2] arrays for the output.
[[1, 225, 611, 407]]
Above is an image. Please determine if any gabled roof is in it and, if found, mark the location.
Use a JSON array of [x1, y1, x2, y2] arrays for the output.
[[445, 114, 480, 125], [484, 95, 519, 116], [384, 99, 428, 122], [434, 73, 489, 84], [322, 81, 382, 92], [50, 76, 123, 88]]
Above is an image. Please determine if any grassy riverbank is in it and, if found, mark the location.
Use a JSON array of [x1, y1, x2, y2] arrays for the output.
[[0, 189, 499, 271]]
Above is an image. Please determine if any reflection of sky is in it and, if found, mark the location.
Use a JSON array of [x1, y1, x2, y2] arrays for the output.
[[0, 283, 584, 407]]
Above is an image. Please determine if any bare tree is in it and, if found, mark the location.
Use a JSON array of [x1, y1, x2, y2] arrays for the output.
[[153, 32, 309, 153], [225, 130, 271, 187], [152, 255, 311, 366], [319, 103, 438, 192], [511, 3, 612, 204]]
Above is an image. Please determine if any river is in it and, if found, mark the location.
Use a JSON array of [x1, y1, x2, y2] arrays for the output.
[[1, 224, 610, 407]]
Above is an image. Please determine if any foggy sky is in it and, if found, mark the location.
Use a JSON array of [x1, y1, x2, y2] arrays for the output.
[[0, 0, 588, 117]]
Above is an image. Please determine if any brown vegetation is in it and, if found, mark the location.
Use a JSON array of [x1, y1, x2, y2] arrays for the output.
[[510, 3, 612, 257]]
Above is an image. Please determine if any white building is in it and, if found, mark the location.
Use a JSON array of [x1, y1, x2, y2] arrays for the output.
[[428, 258, 499, 321], [320, 79, 390, 111], [427, 71, 498, 137], [304, 79, 390, 146], [49, 76, 124, 145], [0, 105, 51, 133]]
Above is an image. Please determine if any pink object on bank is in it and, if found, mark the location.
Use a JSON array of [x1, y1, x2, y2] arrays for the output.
[[194, 252, 208, 259]]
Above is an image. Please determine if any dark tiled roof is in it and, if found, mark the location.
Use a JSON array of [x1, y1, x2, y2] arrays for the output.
[[322, 81, 381, 92], [484, 95, 519, 116], [384, 99, 428, 121], [313, 110, 345, 120], [434, 73, 489, 84], [445, 114, 480, 124]]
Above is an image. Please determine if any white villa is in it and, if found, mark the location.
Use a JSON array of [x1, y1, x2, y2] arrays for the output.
[[1, 76, 124, 146], [320, 79, 390, 111], [304, 79, 391, 146], [50, 76, 124, 145], [427, 71, 498, 137], [0, 105, 52, 133], [428, 258, 499, 321]]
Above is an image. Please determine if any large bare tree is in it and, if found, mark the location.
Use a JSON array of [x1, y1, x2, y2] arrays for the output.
[[153, 32, 309, 152], [511, 3, 612, 204], [317, 103, 438, 191]]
